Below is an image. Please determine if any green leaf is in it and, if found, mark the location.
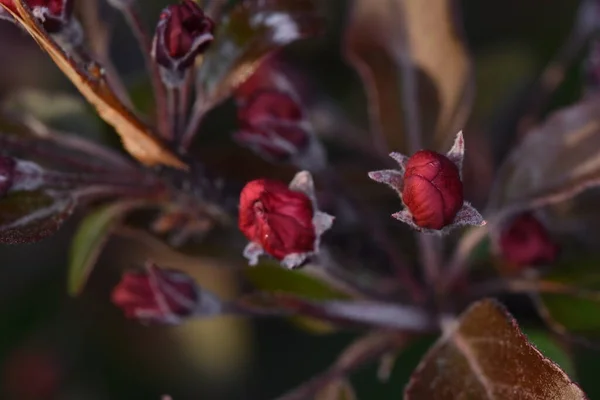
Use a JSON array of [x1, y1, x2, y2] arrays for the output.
[[68, 200, 146, 296], [244, 264, 351, 301], [197, 0, 323, 107], [0, 190, 75, 244], [244, 264, 351, 334], [534, 259, 600, 337], [405, 299, 587, 399]]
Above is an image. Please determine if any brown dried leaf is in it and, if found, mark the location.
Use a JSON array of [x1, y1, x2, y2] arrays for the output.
[[487, 98, 600, 218], [344, 0, 473, 153], [3, 1, 186, 169], [405, 299, 587, 400]]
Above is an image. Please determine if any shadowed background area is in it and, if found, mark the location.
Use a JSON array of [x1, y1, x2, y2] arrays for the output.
[[0, 0, 598, 399]]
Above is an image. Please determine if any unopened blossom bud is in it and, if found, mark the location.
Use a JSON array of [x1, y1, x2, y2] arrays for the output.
[[0, 0, 73, 33], [151, 0, 214, 86], [111, 262, 222, 325], [0, 155, 16, 197], [239, 171, 334, 269], [368, 131, 485, 234], [402, 150, 463, 230], [235, 90, 310, 163], [499, 213, 559, 267]]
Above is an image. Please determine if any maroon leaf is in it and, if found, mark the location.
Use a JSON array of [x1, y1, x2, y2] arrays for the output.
[[405, 299, 587, 399], [487, 98, 600, 219], [195, 0, 323, 109], [0, 190, 75, 244]]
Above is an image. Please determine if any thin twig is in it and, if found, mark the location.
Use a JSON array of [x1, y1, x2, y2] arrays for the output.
[[472, 277, 600, 302], [276, 332, 408, 400], [442, 224, 489, 292], [119, 4, 169, 140], [322, 169, 425, 303]]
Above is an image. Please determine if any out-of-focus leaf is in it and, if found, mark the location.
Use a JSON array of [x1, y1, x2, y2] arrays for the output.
[[244, 264, 351, 301], [0, 190, 75, 244], [487, 99, 600, 219], [535, 259, 600, 337], [522, 327, 576, 378], [2, 1, 186, 169], [196, 0, 323, 108], [344, 0, 474, 153], [244, 264, 351, 334], [2, 89, 103, 139], [405, 299, 587, 399], [68, 200, 150, 296], [315, 379, 356, 400]]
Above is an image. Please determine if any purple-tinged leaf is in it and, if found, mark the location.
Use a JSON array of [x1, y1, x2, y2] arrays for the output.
[[405, 299, 587, 399], [195, 0, 323, 109], [344, 0, 474, 153], [0, 190, 75, 244], [488, 98, 600, 220]]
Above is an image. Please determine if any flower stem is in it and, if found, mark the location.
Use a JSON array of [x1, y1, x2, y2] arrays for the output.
[[394, 0, 443, 292], [119, 4, 169, 140]]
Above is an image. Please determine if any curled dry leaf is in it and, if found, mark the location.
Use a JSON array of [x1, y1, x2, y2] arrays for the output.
[[196, 0, 323, 109], [1, 0, 186, 169], [344, 0, 474, 153], [487, 98, 600, 220], [405, 299, 587, 400], [0, 190, 75, 244]]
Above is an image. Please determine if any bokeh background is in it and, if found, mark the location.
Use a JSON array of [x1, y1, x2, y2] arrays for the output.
[[0, 0, 597, 399]]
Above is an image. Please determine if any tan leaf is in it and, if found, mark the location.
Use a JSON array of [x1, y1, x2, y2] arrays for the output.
[[3, 1, 186, 169], [344, 0, 473, 153], [405, 299, 587, 400]]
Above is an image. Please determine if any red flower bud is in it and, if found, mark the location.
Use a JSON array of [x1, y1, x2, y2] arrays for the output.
[[402, 150, 464, 230], [152, 0, 214, 76], [0, 155, 16, 197], [499, 213, 559, 267], [111, 263, 203, 324], [0, 0, 73, 32], [236, 90, 310, 162], [239, 179, 316, 261]]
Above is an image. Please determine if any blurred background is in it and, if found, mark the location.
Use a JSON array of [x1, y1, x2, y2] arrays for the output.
[[0, 0, 596, 399]]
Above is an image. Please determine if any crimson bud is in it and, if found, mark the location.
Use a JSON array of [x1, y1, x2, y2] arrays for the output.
[[236, 90, 310, 163], [0, 0, 73, 32], [111, 262, 222, 325], [402, 150, 463, 230], [151, 0, 214, 86], [239, 171, 334, 269], [499, 213, 559, 267], [368, 131, 486, 234]]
